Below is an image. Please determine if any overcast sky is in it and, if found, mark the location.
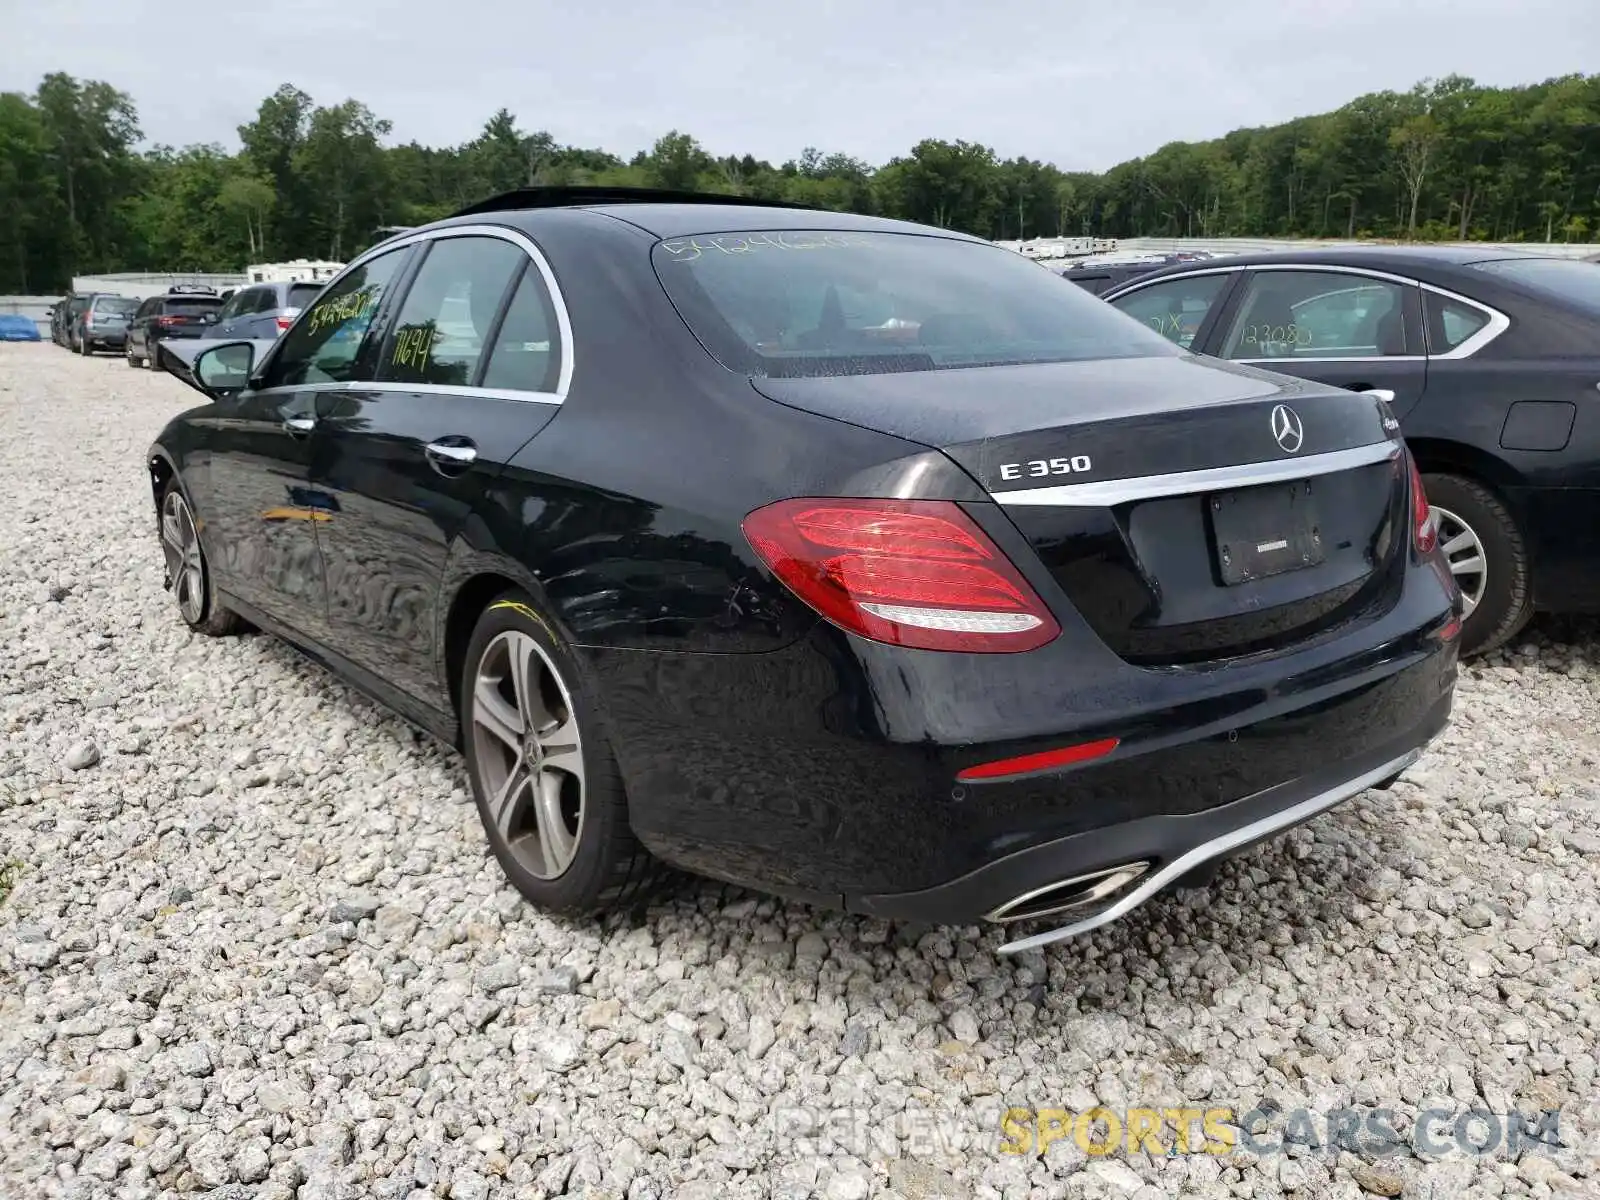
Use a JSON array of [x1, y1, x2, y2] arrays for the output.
[[4, 0, 1597, 172]]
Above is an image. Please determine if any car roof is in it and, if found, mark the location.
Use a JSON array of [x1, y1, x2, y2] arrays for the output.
[[405, 186, 983, 245]]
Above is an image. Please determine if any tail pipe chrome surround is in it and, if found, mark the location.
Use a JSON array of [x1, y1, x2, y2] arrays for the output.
[[995, 746, 1426, 955], [986, 863, 1152, 924]]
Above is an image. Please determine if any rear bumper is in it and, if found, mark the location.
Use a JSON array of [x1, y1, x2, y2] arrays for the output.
[[84, 330, 128, 348], [854, 691, 1448, 950]]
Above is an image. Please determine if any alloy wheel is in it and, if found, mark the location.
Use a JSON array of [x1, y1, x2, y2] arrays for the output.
[[1431, 505, 1487, 618], [159, 490, 206, 624], [470, 630, 586, 879]]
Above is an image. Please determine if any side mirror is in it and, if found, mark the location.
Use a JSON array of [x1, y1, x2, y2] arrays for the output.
[[194, 342, 256, 397]]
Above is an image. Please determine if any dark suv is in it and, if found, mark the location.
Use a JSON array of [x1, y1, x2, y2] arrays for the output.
[[125, 287, 225, 369], [72, 294, 142, 355]]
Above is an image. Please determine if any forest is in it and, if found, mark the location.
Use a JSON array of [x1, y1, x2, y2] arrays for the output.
[[1, 70, 1598, 292]]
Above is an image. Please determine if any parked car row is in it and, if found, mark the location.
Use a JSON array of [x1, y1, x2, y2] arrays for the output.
[[46, 280, 325, 366]]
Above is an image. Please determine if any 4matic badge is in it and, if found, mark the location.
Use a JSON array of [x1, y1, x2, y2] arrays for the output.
[[998, 454, 1093, 482]]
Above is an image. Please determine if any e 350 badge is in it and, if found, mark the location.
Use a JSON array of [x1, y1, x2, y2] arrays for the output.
[[998, 454, 1093, 482]]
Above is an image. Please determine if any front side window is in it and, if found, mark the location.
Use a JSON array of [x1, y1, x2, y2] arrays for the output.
[[262, 248, 408, 388], [1221, 271, 1413, 359], [652, 230, 1177, 377], [1108, 275, 1231, 348], [379, 236, 526, 387]]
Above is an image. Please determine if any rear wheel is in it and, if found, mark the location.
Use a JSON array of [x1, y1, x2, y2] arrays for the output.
[[78, 334, 92, 356], [1422, 472, 1531, 657], [126, 344, 143, 368], [460, 591, 666, 914], [158, 481, 242, 637]]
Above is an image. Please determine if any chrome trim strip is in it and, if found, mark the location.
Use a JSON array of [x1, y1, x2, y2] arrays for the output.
[[1235, 355, 1425, 365], [255, 222, 576, 401], [993, 439, 1400, 507], [996, 747, 1425, 955]]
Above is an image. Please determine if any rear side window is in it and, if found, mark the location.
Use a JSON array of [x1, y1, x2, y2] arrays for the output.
[[1108, 275, 1231, 348], [380, 236, 526, 387], [1219, 271, 1413, 359], [1424, 292, 1491, 352], [652, 230, 1176, 377], [480, 269, 561, 392]]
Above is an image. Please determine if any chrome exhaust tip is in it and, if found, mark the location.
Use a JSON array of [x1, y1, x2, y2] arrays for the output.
[[986, 862, 1151, 924]]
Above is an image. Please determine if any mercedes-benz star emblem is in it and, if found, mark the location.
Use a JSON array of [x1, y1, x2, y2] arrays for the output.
[[1270, 404, 1305, 454]]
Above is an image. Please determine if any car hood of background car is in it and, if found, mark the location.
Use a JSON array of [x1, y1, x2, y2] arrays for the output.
[[748, 353, 1349, 447]]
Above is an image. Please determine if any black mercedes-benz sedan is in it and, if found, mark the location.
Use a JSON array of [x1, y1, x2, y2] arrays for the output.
[[1102, 247, 1600, 657], [148, 189, 1461, 953]]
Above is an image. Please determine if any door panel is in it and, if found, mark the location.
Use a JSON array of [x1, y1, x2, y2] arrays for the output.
[[200, 387, 330, 636], [1211, 268, 1428, 415], [312, 389, 558, 705], [309, 234, 566, 707]]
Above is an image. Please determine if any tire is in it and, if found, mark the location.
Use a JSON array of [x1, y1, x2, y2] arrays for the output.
[[126, 344, 142, 368], [157, 480, 243, 637], [459, 590, 666, 914], [147, 343, 159, 371], [1422, 472, 1532, 657], [78, 334, 92, 356]]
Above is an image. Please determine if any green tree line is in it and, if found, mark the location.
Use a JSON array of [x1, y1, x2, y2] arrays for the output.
[[2, 70, 1597, 293]]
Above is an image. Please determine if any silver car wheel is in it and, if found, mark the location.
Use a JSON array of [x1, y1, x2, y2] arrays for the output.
[[470, 630, 586, 879], [1431, 505, 1487, 618], [159, 490, 206, 625]]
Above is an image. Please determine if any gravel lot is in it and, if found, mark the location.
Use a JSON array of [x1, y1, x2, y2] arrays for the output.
[[1, 341, 1597, 1200]]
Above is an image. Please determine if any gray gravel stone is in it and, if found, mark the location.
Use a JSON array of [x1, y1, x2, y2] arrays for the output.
[[0, 348, 1596, 1200]]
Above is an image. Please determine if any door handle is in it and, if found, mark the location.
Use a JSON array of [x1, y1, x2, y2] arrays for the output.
[[425, 440, 478, 466], [283, 415, 316, 434], [1360, 389, 1397, 404]]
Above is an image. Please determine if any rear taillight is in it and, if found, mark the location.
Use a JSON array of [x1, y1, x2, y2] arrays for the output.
[[276, 309, 299, 333], [156, 315, 180, 327], [1408, 453, 1437, 554], [741, 498, 1060, 652]]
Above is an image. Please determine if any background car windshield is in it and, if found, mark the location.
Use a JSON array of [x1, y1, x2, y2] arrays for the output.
[[652, 230, 1177, 377], [165, 298, 222, 315], [1471, 257, 1600, 316]]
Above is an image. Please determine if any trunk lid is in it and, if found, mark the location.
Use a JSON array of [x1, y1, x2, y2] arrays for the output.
[[752, 357, 1410, 665]]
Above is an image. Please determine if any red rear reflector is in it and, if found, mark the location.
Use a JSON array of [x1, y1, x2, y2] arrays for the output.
[[741, 498, 1060, 653], [1408, 453, 1437, 555], [958, 737, 1120, 782], [1434, 616, 1462, 643]]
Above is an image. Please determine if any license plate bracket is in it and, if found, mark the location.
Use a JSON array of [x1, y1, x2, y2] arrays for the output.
[[1210, 480, 1323, 585]]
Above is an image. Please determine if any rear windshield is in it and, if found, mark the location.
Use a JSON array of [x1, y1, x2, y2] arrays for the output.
[[93, 297, 140, 315], [163, 297, 223, 315], [1471, 257, 1600, 316], [652, 230, 1178, 377], [287, 283, 324, 308]]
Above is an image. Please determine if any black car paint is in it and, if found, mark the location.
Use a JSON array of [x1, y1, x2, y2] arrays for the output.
[[149, 204, 1459, 928], [1104, 248, 1600, 615]]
